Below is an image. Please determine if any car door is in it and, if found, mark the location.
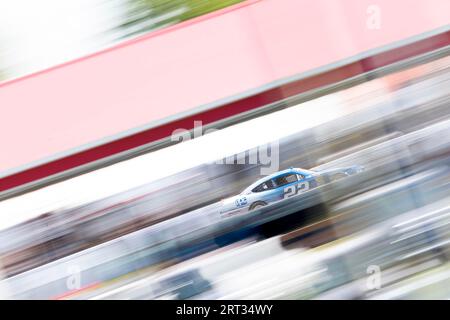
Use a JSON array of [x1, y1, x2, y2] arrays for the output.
[[271, 173, 301, 200], [282, 171, 317, 199]]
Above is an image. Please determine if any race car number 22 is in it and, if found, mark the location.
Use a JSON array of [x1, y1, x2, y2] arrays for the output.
[[283, 182, 309, 199]]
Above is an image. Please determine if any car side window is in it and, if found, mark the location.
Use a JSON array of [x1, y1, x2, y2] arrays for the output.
[[252, 179, 275, 192], [274, 173, 298, 187]]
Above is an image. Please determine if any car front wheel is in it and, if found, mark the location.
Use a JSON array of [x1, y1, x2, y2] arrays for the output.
[[249, 202, 267, 211]]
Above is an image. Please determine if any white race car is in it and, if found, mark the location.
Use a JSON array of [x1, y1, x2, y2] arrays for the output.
[[220, 166, 363, 216]]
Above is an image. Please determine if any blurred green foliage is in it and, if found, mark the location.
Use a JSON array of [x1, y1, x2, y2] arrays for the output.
[[121, 0, 243, 37], [0, 66, 5, 82]]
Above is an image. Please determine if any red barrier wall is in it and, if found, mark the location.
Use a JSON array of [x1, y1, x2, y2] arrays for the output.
[[1, 0, 449, 192]]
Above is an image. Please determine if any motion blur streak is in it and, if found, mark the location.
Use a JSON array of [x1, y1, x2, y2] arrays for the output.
[[0, 0, 243, 79], [1, 53, 450, 299]]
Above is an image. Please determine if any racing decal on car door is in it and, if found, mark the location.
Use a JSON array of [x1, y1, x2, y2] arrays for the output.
[[283, 181, 310, 199], [235, 196, 248, 207]]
